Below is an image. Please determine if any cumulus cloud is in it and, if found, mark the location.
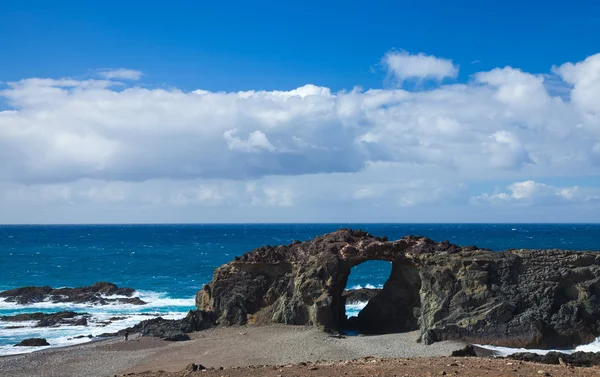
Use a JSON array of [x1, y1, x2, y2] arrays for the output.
[[554, 54, 600, 127], [484, 131, 533, 170], [1, 51, 600, 222], [472, 180, 600, 206], [383, 51, 458, 82], [96, 68, 144, 80]]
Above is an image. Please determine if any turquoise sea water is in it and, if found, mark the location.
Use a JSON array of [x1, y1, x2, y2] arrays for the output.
[[1, 223, 600, 355]]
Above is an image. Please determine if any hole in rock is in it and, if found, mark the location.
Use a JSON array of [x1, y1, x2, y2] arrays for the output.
[[340, 259, 421, 335]]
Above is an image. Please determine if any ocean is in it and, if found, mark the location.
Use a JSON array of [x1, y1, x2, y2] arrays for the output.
[[2, 223, 600, 356]]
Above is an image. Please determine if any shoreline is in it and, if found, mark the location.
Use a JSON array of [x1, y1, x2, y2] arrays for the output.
[[0, 325, 467, 377], [0, 325, 598, 377], [0, 336, 118, 359]]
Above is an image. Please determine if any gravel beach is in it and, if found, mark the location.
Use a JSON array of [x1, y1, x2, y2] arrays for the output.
[[1, 325, 599, 377], [0, 325, 465, 377]]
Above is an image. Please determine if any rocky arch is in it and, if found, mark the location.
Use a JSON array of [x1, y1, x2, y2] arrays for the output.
[[337, 259, 421, 334], [196, 229, 600, 348]]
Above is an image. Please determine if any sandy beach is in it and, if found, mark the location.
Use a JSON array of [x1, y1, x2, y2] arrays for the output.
[[1, 325, 598, 377]]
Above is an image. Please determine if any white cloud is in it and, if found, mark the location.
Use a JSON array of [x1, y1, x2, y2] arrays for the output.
[[473, 180, 600, 206], [484, 131, 533, 170], [223, 129, 276, 152], [383, 51, 458, 82], [554, 54, 600, 126], [96, 68, 144, 80], [1, 51, 600, 222]]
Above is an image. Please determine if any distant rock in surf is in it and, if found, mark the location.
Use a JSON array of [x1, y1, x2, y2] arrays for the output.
[[0, 282, 146, 306], [14, 338, 50, 347], [343, 288, 380, 304], [0, 311, 90, 327]]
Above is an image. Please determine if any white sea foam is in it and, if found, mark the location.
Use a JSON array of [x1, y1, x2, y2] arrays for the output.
[[0, 290, 194, 356], [345, 301, 368, 317], [0, 291, 195, 312], [347, 284, 383, 290], [474, 337, 600, 356]]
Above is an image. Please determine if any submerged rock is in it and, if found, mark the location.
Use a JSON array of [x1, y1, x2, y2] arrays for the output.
[[0, 282, 145, 306], [14, 338, 50, 347], [197, 229, 600, 349]]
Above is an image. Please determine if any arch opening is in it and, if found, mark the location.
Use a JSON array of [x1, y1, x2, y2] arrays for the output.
[[339, 258, 422, 335]]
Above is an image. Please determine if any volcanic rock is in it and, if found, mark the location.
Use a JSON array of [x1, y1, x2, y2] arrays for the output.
[[509, 351, 600, 367], [0, 311, 90, 327], [342, 288, 380, 304], [99, 310, 215, 341], [0, 282, 145, 306], [451, 345, 478, 357], [14, 338, 50, 347], [197, 229, 600, 348]]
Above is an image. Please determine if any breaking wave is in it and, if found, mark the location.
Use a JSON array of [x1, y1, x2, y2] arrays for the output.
[[0, 290, 194, 356]]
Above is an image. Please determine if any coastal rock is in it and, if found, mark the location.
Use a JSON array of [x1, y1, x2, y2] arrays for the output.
[[0, 311, 90, 327], [0, 282, 145, 306], [450, 345, 478, 357], [100, 310, 215, 341], [197, 229, 600, 348], [509, 351, 600, 367], [14, 338, 50, 347]]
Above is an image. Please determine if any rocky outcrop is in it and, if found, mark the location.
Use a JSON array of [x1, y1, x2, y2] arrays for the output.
[[197, 229, 600, 349], [0, 311, 90, 327], [342, 288, 380, 304], [0, 282, 145, 305], [14, 338, 50, 347], [99, 310, 215, 341], [509, 351, 600, 367]]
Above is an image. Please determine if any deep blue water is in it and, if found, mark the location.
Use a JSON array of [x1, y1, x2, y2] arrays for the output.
[[3, 223, 600, 295], [1, 223, 600, 355]]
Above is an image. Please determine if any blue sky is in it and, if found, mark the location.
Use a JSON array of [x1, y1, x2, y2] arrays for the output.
[[2, 0, 598, 91], [1, 1, 600, 223]]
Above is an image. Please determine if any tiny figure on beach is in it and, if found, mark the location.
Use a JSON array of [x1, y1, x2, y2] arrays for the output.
[[124, 329, 129, 341], [136, 331, 143, 341]]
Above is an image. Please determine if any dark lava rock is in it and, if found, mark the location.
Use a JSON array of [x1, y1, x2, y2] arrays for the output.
[[509, 351, 600, 367], [0, 286, 52, 305], [163, 333, 191, 341], [451, 345, 478, 357], [99, 310, 215, 341], [343, 288, 381, 304], [0, 311, 90, 327], [0, 282, 145, 306], [196, 229, 600, 348], [108, 316, 128, 321], [70, 335, 94, 340], [117, 297, 146, 305], [184, 363, 206, 372], [14, 338, 50, 347]]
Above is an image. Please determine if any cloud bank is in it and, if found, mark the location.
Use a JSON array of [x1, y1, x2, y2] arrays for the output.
[[1, 51, 600, 223]]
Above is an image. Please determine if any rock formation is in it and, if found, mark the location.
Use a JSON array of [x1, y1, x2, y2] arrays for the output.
[[509, 351, 600, 367], [0, 282, 146, 305], [342, 288, 380, 304], [0, 311, 89, 327], [100, 310, 215, 341], [14, 338, 50, 347], [196, 229, 600, 348]]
